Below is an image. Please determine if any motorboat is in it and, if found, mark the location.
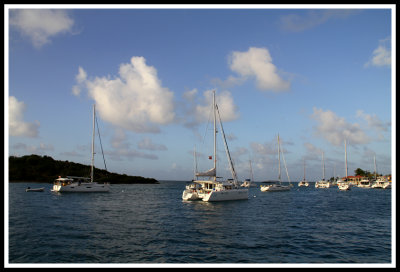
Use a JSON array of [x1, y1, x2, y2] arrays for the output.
[[25, 187, 44, 192], [358, 178, 371, 188], [337, 179, 351, 191], [372, 177, 391, 189], [315, 180, 330, 188]]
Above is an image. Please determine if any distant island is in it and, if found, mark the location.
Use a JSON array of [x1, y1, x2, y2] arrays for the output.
[[8, 154, 159, 184]]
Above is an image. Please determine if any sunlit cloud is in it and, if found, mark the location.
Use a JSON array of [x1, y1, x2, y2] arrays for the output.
[[9, 96, 40, 138], [228, 47, 290, 91], [310, 107, 370, 146], [74, 56, 176, 133], [364, 38, 391, 68], [10, 9, 74, 48]]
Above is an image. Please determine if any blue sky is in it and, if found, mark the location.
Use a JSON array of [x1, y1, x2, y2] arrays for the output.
[[6, 5, 394, 182]]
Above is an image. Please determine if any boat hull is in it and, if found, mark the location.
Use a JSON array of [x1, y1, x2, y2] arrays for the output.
[[52, 182, 110, 192], [202, 188, 248, 202], [26, 188, 44, 192], [260, 185, 290, 192]]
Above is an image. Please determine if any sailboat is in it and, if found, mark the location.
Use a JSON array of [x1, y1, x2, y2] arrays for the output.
[[241, 159, 254, 187], [298, 159, 309, 187], [52, 104, 110, 193], [315, 151, 330, 188], [260, 134, 291, 192], [338, 139, 351, 191], [182, 90, 248, 202]]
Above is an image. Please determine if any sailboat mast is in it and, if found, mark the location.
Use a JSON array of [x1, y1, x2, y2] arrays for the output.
[[213, 90, 217, 181], [91, 104, 95, 183], [322, 151, 325, 180], [278, 134, 281, 183], [374, 154, 377, 180], [344, 139, 347, 178]]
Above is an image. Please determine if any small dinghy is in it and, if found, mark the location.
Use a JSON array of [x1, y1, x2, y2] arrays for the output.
[[26, 187, 44, 192]]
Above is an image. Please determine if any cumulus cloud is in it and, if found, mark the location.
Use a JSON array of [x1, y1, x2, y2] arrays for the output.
[[228, 47, 290, 91], [356, 110, 390, 132], [9, 9, 74, 48], [364, 38, 391, 68], [182, 88, 239, 128], [74, 56, 175, 133], [310, 107, 370, 146], [9, 96, 40, 137]]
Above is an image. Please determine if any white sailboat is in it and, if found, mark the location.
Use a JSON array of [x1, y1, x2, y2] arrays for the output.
[[182, 90, 248, 202], [52, 104, 110, 193], [315, 151, 330, 188], [371, 155, 391, 189], [260, 134, 291, 192], [241, 159, 254, 187], [338, 139, 351, 191], [298, 159, 309, 187]]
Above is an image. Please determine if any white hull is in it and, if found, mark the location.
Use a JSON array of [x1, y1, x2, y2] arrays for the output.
[[315, 181, 330, 188], [372, 182, 391, 189], [52, 182, 110, 192], [260, 184, 290, 192], [338, 183, 351, 191], [201, 188, 248, 201], [298, 181, 309, 187], [182, 190, 201, 201]]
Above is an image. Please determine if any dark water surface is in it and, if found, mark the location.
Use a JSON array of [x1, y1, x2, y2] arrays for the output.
[[8, 181, 392, 265]]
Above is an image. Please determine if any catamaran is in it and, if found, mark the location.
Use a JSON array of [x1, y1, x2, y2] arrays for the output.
[[260, 134, 291, 192], [52, 104, 110, 193], [182, 90, 248, 202]]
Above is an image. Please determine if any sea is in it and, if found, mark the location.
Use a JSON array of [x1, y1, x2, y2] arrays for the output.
[[7, 181, 394, 267]]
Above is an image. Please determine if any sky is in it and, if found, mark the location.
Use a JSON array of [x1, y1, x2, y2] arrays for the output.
[[5, 5, 395, 182]]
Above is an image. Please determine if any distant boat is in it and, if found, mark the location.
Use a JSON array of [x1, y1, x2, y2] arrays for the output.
[[358, 177, 371, 188], [241, 160, 254, 188], [298, 159, 309, 187], [315, 151, 330, 188], [52, 104, 110, 193], [26, 187, 44, 192], [182, 90, 248, 202], [338, 139, 351, 191], [372, 176, 391, 189], [260, 134, 290, 192]]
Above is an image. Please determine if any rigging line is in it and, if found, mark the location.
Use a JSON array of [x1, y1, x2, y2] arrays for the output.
[[95, 114, 108, 172], [216, 104, 238, 185], [280, 142, 291, 184]]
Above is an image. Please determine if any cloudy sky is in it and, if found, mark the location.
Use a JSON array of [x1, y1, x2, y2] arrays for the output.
[[6, 5, 394, 181]]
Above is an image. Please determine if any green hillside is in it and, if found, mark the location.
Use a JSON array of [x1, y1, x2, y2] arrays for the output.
[[8, 154, 159, 184]]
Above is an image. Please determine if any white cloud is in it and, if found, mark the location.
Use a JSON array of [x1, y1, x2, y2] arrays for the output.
[[9, 96, 40, 138], [182, 89, 240, 128], [310, 107, 370, 146], [10, 9, 74, 48], [364, 38, 391, 68], [356, 110, 390, 132], [279, 10, 355, 32], [75, 56, 175, 133], [228, 47, 290, 91]]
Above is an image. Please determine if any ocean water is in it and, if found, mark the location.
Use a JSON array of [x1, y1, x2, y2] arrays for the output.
[[7, 181, 392, 265]]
